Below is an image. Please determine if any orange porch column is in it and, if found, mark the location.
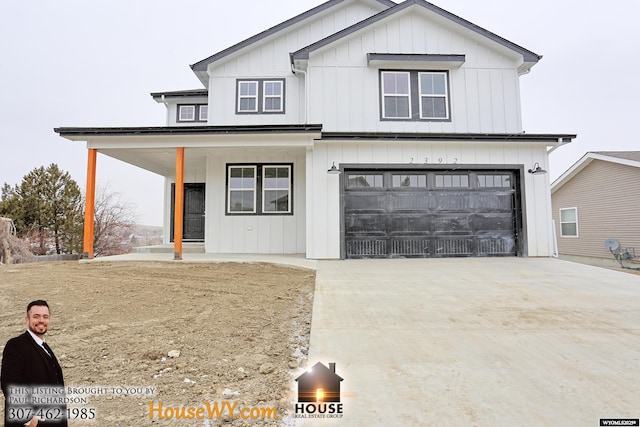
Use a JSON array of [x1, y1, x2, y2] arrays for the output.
[[83, 148, 97, 259], [174, 147, 185, 260]]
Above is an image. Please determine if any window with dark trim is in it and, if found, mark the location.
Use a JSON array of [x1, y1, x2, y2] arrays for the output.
[[226, 164, 292, 214], [178, 104, 208, 122], [380, 70, 450, 121], [236, 79, 285, 114]]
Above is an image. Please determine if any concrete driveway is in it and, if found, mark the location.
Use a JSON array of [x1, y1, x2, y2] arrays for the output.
[[303, 258, 639, 426]]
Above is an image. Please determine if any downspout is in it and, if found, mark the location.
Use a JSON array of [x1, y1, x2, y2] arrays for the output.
[[160, 94, 170, 125], [290, 55, 309, 124], [548, 137, 572, 154]]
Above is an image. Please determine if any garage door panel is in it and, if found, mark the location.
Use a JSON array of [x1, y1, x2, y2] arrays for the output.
[[477, 235, 516, 255], [388, 214, 432, 234], [430, 192, 471, 210], [346, 238, 387, 258], [469, 192, 514, 211], [345, 193, 387, 211], [344, 169, 519, 258], [473, 213, 515, 232], [389, 192, 431, 210], [345, 214, 386, 235], [431, 215, 472, 234], [434, 237, 473, 256], [391, 238, 430, 257]]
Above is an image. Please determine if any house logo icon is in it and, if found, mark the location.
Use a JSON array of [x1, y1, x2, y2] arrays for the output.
[[293, 362, 344, 418]]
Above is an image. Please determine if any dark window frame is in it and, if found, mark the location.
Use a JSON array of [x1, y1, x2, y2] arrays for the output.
[[379, 70, 451, 122], [226, 163, 293, 215], [236, 78, 286, 114]]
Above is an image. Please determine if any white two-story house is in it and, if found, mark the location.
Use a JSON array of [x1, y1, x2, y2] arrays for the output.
[[56, 0, 575, 260]]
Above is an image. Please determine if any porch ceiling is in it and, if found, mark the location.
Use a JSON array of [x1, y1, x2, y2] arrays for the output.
[[55, 126, 320, 177], [98, 146, 306, 177]]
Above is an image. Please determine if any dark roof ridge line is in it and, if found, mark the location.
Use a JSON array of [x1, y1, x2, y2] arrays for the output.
[[191, 0, 396, 72], [291, 0, 540, 63]]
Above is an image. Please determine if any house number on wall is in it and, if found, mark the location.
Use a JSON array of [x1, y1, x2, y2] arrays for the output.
[[419, 157, 459, 164]]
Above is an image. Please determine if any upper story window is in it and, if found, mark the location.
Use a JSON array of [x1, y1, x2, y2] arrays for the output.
[[178, 104, 208, 122], [236, 79, 285, 114], [380, 71, 449, 121], [199, 105, 208, 121]]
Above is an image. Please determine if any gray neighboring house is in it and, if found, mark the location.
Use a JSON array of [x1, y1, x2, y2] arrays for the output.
[[551, 151, 640, 268]]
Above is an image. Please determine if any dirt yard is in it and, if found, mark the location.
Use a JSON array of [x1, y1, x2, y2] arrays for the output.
[[0, 261, 315, 426]]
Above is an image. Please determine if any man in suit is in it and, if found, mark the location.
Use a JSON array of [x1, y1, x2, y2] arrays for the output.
[[1, 300, 67, 427]]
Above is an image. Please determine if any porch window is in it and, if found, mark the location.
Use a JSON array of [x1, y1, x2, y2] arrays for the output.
[[263, 166, 290, 213], [227, 164, 293, 215], [228, 166, 256, 213], [560, 207, 578, 237]]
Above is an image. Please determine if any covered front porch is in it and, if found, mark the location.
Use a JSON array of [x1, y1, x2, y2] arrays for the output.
[[54, 125, 322, 259]]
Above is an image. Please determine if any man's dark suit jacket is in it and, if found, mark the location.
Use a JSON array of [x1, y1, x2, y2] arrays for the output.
[[1, 332, 67, 427]]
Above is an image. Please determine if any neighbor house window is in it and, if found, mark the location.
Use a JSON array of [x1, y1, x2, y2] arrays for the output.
[[380, 71, 449, 121], [227, 164, 292, 215], [560, 208, 578, 237], [178, 104, 208, 122], [237, 79, 285, 114]]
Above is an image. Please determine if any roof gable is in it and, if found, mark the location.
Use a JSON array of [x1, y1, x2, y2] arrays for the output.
[[190, 0, 395, 84], [291, 0, 540, 72], [552, 151, 640, 193]]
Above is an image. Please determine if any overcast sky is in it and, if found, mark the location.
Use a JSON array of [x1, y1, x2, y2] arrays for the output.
[[1, 0, 638, 226]]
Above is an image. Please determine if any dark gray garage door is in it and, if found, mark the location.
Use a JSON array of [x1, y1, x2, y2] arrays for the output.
[[344, 170, 519, 258]]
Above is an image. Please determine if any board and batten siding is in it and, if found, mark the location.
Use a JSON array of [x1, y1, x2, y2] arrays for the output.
[[306, 10, 523, 133], [308, 141, 553, 259], [552, 160, 640, 259], [206, 0, 388, 126], [203, 149, 307, 254]]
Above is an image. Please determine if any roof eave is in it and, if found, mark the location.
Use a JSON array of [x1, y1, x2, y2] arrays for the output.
[[54, 124, 324, 140], [320, 132, 575, 143], [291, 0, 541, 67], [192, 0, 398, 73], [552, 151, 640, 193]]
